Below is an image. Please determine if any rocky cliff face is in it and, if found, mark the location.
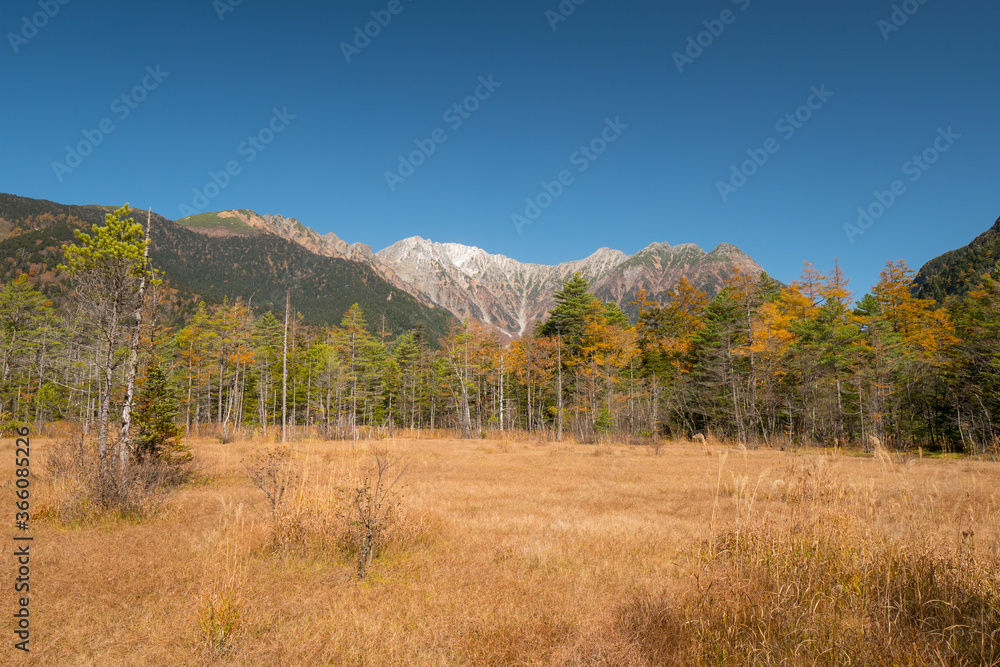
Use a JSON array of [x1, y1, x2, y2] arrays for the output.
[[376, 237, 765, 338], [177, 209, 767, 339], [590, 242, 765, 314]]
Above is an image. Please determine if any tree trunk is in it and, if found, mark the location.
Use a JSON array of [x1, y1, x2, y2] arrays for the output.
[[282, 289, 289, 443], [117, 209, 153, 469]]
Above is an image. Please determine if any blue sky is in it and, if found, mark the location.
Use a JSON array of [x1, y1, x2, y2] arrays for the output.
[[2, 0, 998, 296]]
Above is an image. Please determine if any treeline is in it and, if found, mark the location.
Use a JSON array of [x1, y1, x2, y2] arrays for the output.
[[1, 216, 999, 452]]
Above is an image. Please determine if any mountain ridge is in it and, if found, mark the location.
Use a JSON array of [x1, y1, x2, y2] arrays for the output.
[[3, 194, 768, 340], [0, 194, 457, 340], [374, 234, 765, 338], [175, 208, 767, 338], [914, 214, 1000, 301]]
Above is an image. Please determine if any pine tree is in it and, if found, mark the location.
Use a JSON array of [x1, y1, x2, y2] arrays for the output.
[[133, 363, 190, 466], [337, 303, 373, 438], [949, 266, 1000, 451], [59, 204, 157, 465], [0, 275, 55, 426], [536, 272, 599, 352]]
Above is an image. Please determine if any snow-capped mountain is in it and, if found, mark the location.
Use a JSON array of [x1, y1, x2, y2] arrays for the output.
[[376, 237, 764, 338], [176, 210, 766, 339]]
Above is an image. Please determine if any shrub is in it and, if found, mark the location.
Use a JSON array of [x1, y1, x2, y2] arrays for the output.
[[353, 446, 407, 578], [197, 582, 244, 656], [42, 437, 174, 523], [242, 447, 298, 515]]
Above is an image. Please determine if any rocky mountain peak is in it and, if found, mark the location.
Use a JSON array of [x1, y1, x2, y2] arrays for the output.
[[178, 210, 766, 339]]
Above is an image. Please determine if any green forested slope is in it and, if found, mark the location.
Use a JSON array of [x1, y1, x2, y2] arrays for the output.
[[0, 193, 456, 340], [914, 215, 1000, 302], [149, 218, 456, 338]]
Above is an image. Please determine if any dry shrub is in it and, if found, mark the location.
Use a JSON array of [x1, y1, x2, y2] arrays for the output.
[[593, 443, 614, 457], [248, 447, 438, 570], [33, 420, 80, 439], [265, 473, 355, 557], [40, 437, 185, 523], [353, 446, 408, 577], [240, 447, 344, 556], [242, 447, 298, 514], [620, 516, 1000, 666], [265, 484, 440, 566]]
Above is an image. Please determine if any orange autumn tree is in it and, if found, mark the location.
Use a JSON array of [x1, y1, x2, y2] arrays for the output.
[[635, 279, 709, 377], [508, 334, 559, 431], [873, 260, 957, 360], [573, 299, 638, 434], [855, 260, 959, 445]]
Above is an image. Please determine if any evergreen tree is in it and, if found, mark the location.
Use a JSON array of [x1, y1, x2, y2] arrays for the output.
[[536, 273, 599, 352], [59, 204, 156, 464], [134, 363, 190, 466], [0, 275, 55, 424], [949, 266, 1000, 451]]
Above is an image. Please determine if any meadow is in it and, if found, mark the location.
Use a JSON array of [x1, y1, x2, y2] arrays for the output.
[[4, 432, 1000, 665]]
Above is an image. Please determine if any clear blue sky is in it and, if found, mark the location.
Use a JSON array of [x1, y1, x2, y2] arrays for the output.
[[3, 0, 998, 296]]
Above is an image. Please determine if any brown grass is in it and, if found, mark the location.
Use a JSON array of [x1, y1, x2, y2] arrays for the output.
[[3, 435, 1000, 665]]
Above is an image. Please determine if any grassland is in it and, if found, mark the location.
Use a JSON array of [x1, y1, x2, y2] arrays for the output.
[[4, 433, 1000, 665], [174, 212, 261, 235]]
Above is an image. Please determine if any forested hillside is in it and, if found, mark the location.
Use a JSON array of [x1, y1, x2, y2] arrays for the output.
[[914, 215, 1000, 302], [0, 193, 456, 339], [148, 217, 456, 338], [0, 193, 112, 238]]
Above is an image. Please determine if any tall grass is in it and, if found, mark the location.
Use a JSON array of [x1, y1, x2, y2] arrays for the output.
[[8, 433, 1000, 665], [621, 454, 1000, 666]]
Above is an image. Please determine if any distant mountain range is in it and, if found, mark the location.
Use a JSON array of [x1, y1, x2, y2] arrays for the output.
[[915, 214, 1000, 302], [0, 192, 769, 340], [374, 237, 763, 338], [174, 210, 767, 338]]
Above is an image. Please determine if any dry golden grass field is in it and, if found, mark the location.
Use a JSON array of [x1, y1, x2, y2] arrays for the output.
[[4, 433, 1000, 665]]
